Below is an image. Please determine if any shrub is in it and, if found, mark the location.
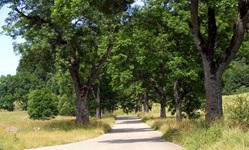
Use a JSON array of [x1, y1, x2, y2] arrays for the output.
[[226, 95, 249, 125], [28, 89, 58, 120]]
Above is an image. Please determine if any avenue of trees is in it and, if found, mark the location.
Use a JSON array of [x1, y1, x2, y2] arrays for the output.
[[0, 0, 249, 125]]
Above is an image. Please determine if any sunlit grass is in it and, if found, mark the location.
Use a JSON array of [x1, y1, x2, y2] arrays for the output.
[[0, 111, 115, 150], [138, 93, 249, 150], [223, 93, 249, 115]]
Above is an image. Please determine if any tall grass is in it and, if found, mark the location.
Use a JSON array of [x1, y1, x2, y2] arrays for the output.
[[0, 111, 115, 150], [138, 93, 249, 150]]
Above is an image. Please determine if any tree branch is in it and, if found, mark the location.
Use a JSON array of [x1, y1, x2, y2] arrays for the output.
[[87, 26, 119, 86], [14, 7, 45, 25], [189, 0, 205, 52], [145, 78, 162, 101], [217, 1, 249, 66], [206, 7, 217, 59]]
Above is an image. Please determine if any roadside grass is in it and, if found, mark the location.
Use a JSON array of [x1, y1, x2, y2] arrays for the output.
[[223, 93, 249, 118], [0, 111, 115, 150], [138, 93, 249, 150]]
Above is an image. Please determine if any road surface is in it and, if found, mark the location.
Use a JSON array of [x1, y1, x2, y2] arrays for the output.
[[28, 116, 182, 150]]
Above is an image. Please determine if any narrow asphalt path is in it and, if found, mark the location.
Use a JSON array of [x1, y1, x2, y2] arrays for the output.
[[28, 116, 182, 150]]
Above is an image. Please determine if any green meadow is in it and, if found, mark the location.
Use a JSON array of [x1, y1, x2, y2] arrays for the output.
[[0, 112, 115, 150]]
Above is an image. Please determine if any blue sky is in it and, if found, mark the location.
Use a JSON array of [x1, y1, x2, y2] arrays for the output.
[[0, 6, 20, 76]]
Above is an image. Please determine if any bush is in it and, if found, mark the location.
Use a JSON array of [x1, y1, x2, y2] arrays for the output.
[[28, 89, 58, 120], [226, 95, 249, 125]]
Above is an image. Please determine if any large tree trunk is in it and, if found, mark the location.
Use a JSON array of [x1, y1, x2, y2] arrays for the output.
[[189, 0, 249, 122], [69, 64, 90, 125], [143, 92, 149, 113], [77, 91, 90, 125], [202, 57, 224, 121], [160, 94, 166, 118], [174, 79, 182, 122]]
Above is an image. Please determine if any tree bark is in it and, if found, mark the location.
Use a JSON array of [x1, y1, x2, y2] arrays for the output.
[[174, 79, 182, 122], [79, 91, 90, 124], [201, 55, 224, 121], [96, 79, 102, 119], [143, 92, 149, 113], [160, 94, 166, 118], [69, 64, 90, 125]]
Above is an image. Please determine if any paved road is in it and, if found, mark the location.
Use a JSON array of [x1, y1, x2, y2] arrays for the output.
[[28, 116, 182, 150]]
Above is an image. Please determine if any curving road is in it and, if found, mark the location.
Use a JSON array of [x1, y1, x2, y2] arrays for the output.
[[28, 116, 182, 150]]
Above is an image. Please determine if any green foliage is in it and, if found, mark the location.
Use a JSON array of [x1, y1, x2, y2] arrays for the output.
[[58, 94, 76, 116], [0, 75, 16, 111], [223, 58, 249, 95], [48, 71, 76, 116], [1, 0, 130, 125], [226, 95, 249, 125], [100, 79, 119, 112], [28, 89, 58, 120], [91, 0, 134, 16], [108, 0, 204, 116], [0, 72, 46, 111], [12, 72, 44, 110]]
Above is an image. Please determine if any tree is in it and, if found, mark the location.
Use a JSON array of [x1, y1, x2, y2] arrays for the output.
[[121, 4, 171, 118], [131, 1, 204, 120], [11, 72, 42, 110], [106, 1, 205, 120], [98, 74, 120, 113], [1, 0, 134, 125], [0, 75, 15, 111], [158, 1, 205, 122], [0, 73, 42, 111], [28, 89, 58, 120], [189, 0, 249, 121]]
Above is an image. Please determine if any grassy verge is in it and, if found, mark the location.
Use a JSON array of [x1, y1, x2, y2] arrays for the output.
[[138, 94, 249, 150], [0, 111, 115, 150]]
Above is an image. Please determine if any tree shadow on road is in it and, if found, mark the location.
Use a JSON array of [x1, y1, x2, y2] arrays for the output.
[[99, 137, 165, 143], [109, 127, 154, 133]]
